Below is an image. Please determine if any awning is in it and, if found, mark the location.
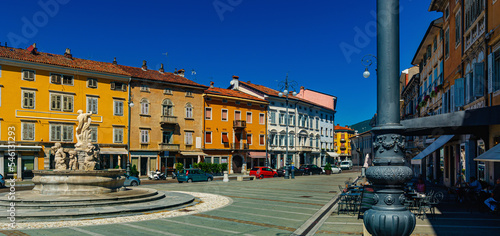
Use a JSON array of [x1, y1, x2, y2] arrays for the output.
[[327, 152, 339, 158], [248, 151, 267, 159], [411, 135, 454, 165], [180, 151, 206, 156], [0, 145, 42, 152], [474, 144, 500, 162], [99, 148, 128, 155]]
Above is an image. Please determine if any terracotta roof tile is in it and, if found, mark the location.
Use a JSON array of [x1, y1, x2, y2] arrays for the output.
[[0, 47, 129, 75], [205, 87, 267, 102], [334, 125, 354, 131], [118, 65, 207, 88]]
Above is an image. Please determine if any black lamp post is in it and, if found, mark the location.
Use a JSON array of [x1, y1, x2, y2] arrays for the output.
[[278, 75, 298, 179], [362, 0, 416, 235]]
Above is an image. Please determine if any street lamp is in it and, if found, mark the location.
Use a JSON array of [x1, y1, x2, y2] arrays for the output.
[[361, 54, 377, 79], [278, 75, 298, 179], [362, 1, 416, 235], [126, 100, 134, 176]]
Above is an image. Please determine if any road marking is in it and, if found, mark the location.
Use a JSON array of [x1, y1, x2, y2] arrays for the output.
[[159, 219, 241, 234], [69, 227, 105, 236], [121, 223, 181, 236], [232, 200, 321, 211], [194, 214, 297, 232], [217, 209, 304, 222], [229, 204, 313, 216], [223, 195, 324, 206]]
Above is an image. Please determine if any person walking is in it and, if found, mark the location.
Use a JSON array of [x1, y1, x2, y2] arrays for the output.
[[484, 178, 500, 211]]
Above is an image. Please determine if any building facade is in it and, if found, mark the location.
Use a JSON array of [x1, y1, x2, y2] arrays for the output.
[[0, 46, 129, 179], [333, 125, 355, 161], [203, 81, 268, 174], [120, 65, 207, 177]]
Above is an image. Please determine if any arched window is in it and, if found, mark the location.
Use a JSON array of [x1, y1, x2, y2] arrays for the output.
[[185, 103, 193, 118], [162, 99, 174, 116], [288, 132, 295, 147], [140, 98, 149, 115]]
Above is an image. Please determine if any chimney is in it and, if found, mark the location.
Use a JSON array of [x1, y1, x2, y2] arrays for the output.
[[231, 75, 239, 90], [210, 81, 214, 88], [142, 60, 147, 71], [64, 48, 72, 59], [27, 43, 37, 54], [112, 57, 117, 65], [159, 63, 164, 73], [177, 69, 185, 77]]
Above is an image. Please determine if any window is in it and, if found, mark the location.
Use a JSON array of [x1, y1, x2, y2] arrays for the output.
[[270, 111, 276, 125], [289, 114, 296, 126], [279, 134, 285, 146], [22, 90, 35, 109], [235, 110, 241, 120], [162, 99, 174, 116], [185, 131, 193, 145], [0, 65, 2, 77], [279, 113, 285, 125], [222, 109, 228, 121], [140, 129, 149, 144], [222, 132, 229, 143], [90, 126, 98, 142], [113, 128, 123, 143], [259, 135, 265, 145], [87, 97, 98, 114], [87, 78, 98, 88], [247, 134, 252, 145], [259, 113, 265, 124], [445, 4, 449, 19], [330, 129, 333, 136], [164, 88, 172, 94], [185, 90, 193, 97], [289, 133, 294, 147], [455, 10, 461, 46], [22, 69, 35, 81], [205, 131, 212, 144], [433, 36, 437, 51], [247, 102, 252, 106], [235, 101, 240, 105], [222, 99, 227, 103], [493, 51, 500, 92], [50, 73, 61, 84], [205, 108, 212, 120], [50, 124, 73, 142], [162, 131, 173, 144], [445, 28, 450, 59], [140, 85, 150, 92], [50, 93, 73, 112], [21, 122, 35, 141], [62, 75, 73, 85], [140, 98, 149, 115], [114, 100, 124, 116], [111, 82, 126, 91], [246, 112, 252, 123], [185, 103, 193, 118]]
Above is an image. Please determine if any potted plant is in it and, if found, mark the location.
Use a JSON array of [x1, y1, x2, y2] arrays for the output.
[[324, 163, 332, 175]]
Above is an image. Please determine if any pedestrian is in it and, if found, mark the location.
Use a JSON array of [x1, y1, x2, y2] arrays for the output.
[[484, 178, 500, 211]]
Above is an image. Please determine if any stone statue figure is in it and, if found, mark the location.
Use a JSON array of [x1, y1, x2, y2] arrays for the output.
[[83, 144, 99, 171], [76, 110, 93, 149], [68, 150, 78, 170], [53, 143, 67, 170]]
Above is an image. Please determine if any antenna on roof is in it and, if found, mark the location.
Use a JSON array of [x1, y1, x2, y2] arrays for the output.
[[162, 52, 168, 72]]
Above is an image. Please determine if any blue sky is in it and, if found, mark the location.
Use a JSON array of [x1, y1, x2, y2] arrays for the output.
[[1, 0, 441, 126]]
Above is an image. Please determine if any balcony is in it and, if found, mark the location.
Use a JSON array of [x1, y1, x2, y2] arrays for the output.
[[158, 143, 180, 151], [233, 120, 246, 129], [160, 116, 178, 125], [297, 146, 313, 152], [231, 143, 249, 150]]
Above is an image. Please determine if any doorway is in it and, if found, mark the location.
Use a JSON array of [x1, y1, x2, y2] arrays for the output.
[[140, 157, 148, 176], [232, 155, 243, 173]]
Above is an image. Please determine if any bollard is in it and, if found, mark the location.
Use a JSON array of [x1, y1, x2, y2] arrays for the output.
[[223, 171, 229, 182]]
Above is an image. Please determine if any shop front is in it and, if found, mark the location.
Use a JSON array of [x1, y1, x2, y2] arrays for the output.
[[130, 151, 158, 177], [0, 145, 44, 180]]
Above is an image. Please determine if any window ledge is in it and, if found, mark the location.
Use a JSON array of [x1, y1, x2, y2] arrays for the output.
[[140, 114, 151, 117], [185, 118, 195, 120]]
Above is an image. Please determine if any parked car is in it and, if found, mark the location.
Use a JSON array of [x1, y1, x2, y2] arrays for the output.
[[177, 168, 213, 183], [276, 167, 304, 177], [250, 167, 278, 179], [299, 164, 323, 175], [0, 174, 5, 188], [321, 164, 342, 174], [340, 160, 353, 170], [123, 174, 141, 186]]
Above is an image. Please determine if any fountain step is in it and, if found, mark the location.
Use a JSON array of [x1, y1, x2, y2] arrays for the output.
[[0, 190, 165, 209], [0, 190, 195, 222]]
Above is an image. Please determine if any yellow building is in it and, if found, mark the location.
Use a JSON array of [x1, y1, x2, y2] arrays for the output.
[[203, 81, 268, 173], [120, 65, 207, 177], [333, 125, 355, 161], [0, 46, 129, 179]]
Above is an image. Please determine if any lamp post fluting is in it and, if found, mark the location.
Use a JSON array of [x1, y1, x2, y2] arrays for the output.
[[278, 75, 297, 179], [362, 0, 416, 235]]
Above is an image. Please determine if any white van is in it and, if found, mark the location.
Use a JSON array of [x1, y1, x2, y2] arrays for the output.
[[340, 160, 353, 170]]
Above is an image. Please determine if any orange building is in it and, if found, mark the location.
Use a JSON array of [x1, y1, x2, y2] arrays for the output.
[[333, 125, 355, 161], [203, 81, 268, 174]]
